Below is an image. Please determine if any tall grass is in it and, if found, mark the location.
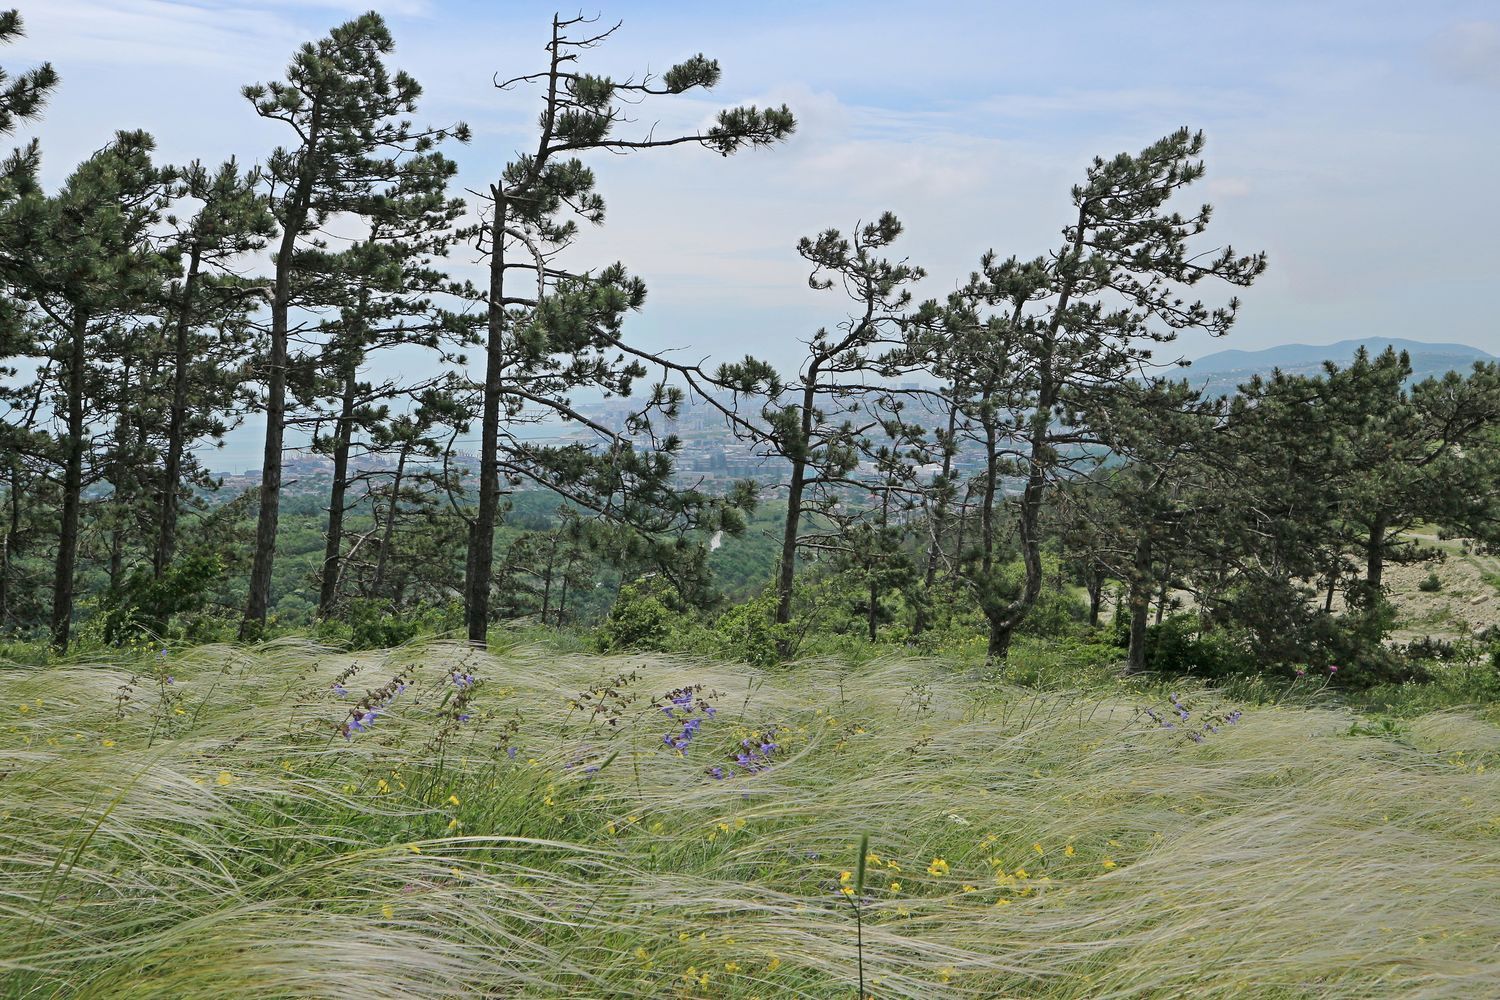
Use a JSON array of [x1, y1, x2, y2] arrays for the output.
[[2, 640, 1497, 997]]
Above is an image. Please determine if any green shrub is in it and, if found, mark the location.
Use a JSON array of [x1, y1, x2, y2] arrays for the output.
[[315, 599, 463, 651], [1144, 614, 1255, 679], [594, 580, 680, 653], [1417, 571, 1443, 593], [702, 593, 787, 667]]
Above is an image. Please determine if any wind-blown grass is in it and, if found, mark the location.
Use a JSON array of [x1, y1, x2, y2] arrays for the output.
[[2, 639, 1498, 998]]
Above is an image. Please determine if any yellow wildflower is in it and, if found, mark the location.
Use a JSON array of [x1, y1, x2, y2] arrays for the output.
[[1102, 858, 1117, 869], [939, 966, 955, 983], [927, 857, 950, 877], [101, 739, 116, 748], [887, 860, 901, 873], [1064, 844, 1076, 857], [839, 870, 854, 885], [866, 852, 881, 866], [376, 778, 390, 794], [406, 843, 422, 854], [841, 886, 856, 897], [725, 961, 740, 973], [961, 884, 977, 893], [766, 956, 782, 972], [215, 771, 234, 786], [381, 903, 395, 919], [1014, 867, 1029, 879], [447, 794, 461, 806], [888, 880, 902, 892]]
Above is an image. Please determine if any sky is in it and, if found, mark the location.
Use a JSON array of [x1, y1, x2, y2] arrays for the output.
[[7, 1, 1500, 467]]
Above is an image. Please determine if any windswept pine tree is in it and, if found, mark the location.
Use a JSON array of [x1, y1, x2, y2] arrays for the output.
[[935, 129, 1266, 658], [461, 13, 795, 645], [240, 12, 466, 638], [711, 215, 927, 653]]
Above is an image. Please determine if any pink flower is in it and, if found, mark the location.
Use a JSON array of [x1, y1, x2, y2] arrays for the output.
[[1328, 664, 1339, 673]]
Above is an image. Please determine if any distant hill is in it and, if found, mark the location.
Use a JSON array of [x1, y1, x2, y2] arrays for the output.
[[1186, 338, 1495, 394]]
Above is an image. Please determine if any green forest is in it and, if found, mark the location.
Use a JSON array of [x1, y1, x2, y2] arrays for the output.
[[2, 7, 1499, 998]]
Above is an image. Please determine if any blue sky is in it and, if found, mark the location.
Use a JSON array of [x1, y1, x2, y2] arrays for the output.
[[7, 1, 1500, 463]]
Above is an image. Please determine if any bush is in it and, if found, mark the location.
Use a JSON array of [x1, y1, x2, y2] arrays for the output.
[[1017, 586, 1087, 638], [1417, 571, 1443, 593], [594, 580, 680, 653], [314, 599, 463, 651], [1143, 614, 1255, 679], [702, 593, 787, 667]]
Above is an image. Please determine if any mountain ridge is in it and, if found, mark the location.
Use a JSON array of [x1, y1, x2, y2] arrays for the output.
[[1188, 337, 1495, 375]]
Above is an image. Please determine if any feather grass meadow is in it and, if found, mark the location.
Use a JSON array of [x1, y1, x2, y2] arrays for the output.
[[2, 639, 1498, 998]]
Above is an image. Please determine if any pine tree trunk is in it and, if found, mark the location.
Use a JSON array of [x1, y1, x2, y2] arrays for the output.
[[540, 543, 554, 625], [773, 455, 806, 653], [773, 383, 817, 656], [107, 360, 133, 595], [372, 441, 408, 599], [50, 311, 88, 650], [1365, 513, 1387, 590], [0, 464, 14, 625], [1126, 534, 1152, 674], [913, 403, 958, 637], [242, 122, 319, 641], [465, 192, 509, 645], [1087, 568, 1103, 628], [243, 245, 297, 635], [317, 374, 357, 617], [155, 249, 201, 577], [987, 612, 1012, 659]]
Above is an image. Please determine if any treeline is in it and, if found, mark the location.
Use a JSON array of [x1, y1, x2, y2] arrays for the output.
[[0, 11, 792, 650], [1, 10, 1498, 680]]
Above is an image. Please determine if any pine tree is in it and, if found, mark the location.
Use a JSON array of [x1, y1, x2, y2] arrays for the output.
[[940, 129, 1265, 658], [462, 13, 794, 645], [239, 12, 466, 638]]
